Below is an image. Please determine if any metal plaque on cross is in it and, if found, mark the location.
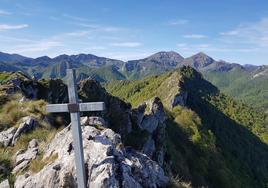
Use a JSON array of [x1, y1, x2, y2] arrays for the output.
[[46, 69, 105, 188]]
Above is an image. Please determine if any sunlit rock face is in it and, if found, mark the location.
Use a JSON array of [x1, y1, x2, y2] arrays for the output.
[[14, 125, 168, 188]]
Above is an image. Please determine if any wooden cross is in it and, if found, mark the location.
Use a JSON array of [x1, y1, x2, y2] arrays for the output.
[[46, 69, 105, 188]]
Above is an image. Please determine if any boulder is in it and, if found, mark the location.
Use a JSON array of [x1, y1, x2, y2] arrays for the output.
[[12, 116, 38, 145], [80, 116, 107, 127], [14, 125, 168, 188], [0, 117, 39, 147], [0, 127, 17, 147], [12, 139, 39, 174], [0, 179, 10, 188]]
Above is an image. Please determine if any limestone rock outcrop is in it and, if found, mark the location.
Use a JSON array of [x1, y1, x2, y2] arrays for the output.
[[12, 139, 39, 174], [0, 116, 38, 147], [12, 116, 38, 146], [14, 125, 168, 188], [0, 127, 16, 147], [132, 97, 167, 166]]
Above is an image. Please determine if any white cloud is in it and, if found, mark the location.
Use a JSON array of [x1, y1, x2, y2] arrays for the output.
[[13, 41, 63, 54], [168, 19, 189, 26], [220, 30, 239, 36], [183, 34, 207, 39], [62, 14, 89, 22], [176, 43, 187, 47], [77, 23, 99, 29], [102, 26, 122, 32], [84, 46, 107, 51], [110, 42, 141, 47], [0, 10, 12, 15], [49, 16, 60, 21], [0, 35, 35, 43], [176, 43, 257, 53], [220, 18, 268, 47], [65, 31, 89, 37], [0, 24, 29, 31], [103, 52, 152, 61], [78, 23, 124, 33]]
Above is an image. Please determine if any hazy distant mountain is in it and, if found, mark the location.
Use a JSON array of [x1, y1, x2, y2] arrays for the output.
[[41, 61, 126, 82], [0, 52, 125, 81], [0, 52, 30, 63], [122, 51, 245, 79], [251, 65, 268, 78], [52, 54, 124, 68], [143, 51, 184, 66], [0, 51, 254, 78], [122, 51, 184, 79], [0, 62, 22, 72], [180, 52, 243, 72], [181, 52, 215, 69], [243, 64, 259, 72]]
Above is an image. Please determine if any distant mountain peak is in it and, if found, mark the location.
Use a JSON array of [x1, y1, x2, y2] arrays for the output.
[[191, 52, 213, 59], [182, 52, 215, 69], [35, 56, 52, 61], [0, 51, 30, 62], [147, 51, 184, 60], [143, 51, 184, 66]]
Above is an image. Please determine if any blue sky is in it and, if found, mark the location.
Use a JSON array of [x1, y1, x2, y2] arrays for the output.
[[0, 0, 267, 65]]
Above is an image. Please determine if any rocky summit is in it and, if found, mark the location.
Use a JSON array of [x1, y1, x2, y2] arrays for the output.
[[14, 124, 168, 188]]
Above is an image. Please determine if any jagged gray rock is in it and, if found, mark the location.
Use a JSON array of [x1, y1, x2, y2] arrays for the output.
[[0, 179, 10, 188], [12, 139, 39, 174], [0, 127, 17, 147], [134, 97, 167, 166], [12, 116, 38, 146], [0, 117, 38, 147], [14, 125, 168, 188], [81, 116, 107, 127], [139, 97, 166, 133]]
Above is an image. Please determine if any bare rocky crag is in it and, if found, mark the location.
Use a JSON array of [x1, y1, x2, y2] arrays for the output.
[[14, 123, 168, 188], [0, 116, 38, 147]]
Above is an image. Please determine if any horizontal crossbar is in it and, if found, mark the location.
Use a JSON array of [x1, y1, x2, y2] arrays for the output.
[[46, 102, 105, 113]]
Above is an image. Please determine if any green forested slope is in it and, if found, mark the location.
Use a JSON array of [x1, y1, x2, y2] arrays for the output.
[[106, 66, 268, 188], [203, 67, 268, 111]]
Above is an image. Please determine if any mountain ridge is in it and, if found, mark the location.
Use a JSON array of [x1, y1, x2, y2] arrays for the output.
[[0, 50, 267, 111], [0, 50, 264, 67]]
